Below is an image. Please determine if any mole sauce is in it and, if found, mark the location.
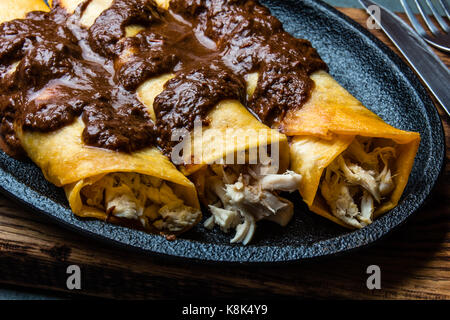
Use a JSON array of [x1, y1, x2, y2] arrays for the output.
[[0, 0, 327, 156]]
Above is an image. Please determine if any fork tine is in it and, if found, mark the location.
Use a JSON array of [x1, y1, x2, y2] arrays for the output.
[[401, 0, 427, 36], [426, 0, 449, 32], [415, 0, 440, 35], [438, 0, 450, 20]]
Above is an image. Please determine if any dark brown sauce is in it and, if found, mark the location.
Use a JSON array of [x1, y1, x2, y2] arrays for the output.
[[169, 0, 327, 124], [0, 0, 327, 157], [0, 5, 156, 156]]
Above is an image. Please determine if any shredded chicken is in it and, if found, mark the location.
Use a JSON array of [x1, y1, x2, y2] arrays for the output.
[[81, 173, 201, 232], [203, 164, 301, 245], [320, 137, 396, 228]]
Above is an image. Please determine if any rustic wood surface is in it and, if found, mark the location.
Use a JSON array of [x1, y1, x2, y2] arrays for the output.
[[0, 8, 448, 300]]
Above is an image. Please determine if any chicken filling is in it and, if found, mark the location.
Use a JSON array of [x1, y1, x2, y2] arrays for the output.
[[202, 164, 302, 245], [81, 173, 201, 233], [320, 137, 396, 228]]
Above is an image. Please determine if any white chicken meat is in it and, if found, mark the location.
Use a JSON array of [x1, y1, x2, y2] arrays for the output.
[[204, 165, 302, 245], [320, 137, 396, 228]]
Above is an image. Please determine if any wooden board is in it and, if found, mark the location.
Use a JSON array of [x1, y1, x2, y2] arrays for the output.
[[0, 8, 449, 299]]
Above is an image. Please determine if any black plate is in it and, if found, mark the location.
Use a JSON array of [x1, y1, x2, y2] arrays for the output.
[[0, 0, 445, 263]]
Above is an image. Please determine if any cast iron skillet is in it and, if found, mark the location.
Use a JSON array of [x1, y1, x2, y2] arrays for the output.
[[0, 0, 445, 263]]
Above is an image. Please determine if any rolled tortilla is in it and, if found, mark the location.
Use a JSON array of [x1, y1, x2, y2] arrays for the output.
[[151, 0, 420, 229], [59, 0, 420, 231], [58, 0, 289, 175], [58, 0, 298, 244], [0, 0, 49, 22], [0, 1, 201, 235], [251, 70, 420, 228]]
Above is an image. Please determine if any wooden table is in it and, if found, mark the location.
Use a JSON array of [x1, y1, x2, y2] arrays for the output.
[[0, 8, 448, 299]]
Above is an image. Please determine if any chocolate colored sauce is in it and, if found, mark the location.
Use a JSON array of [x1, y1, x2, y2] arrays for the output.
[[0, 6, 155, 156], [0, 0, 327, 156]]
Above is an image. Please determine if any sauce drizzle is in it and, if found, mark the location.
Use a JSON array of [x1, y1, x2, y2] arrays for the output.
[[0, 0, 327, 156]]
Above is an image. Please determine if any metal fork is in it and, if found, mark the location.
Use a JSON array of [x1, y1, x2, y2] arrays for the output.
[[400, 0, 450, 52]]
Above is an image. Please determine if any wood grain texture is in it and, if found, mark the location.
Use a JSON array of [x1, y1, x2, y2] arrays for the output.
[[0, 8, 448, 300]]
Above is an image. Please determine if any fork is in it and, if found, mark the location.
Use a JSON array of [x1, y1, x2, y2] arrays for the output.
[[400, 0, 450, 52]]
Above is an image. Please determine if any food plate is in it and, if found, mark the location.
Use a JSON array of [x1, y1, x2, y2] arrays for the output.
[[0, 0, 444, 262]]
